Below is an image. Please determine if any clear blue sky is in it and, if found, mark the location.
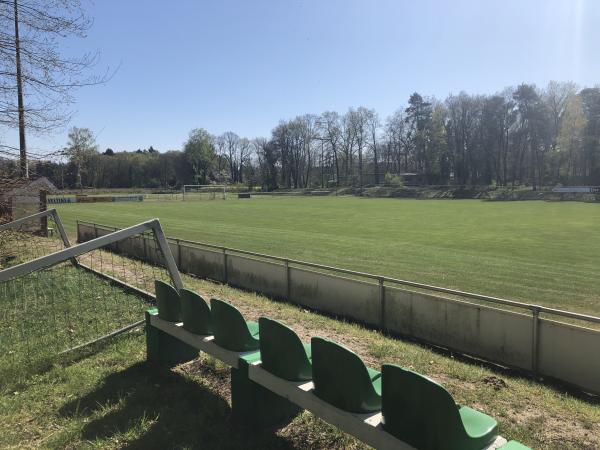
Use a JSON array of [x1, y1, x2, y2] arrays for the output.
[[11, 0, 600, 155]]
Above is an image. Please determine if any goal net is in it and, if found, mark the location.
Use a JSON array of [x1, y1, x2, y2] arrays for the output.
[[0, 210, 182, 387], [182, 184, 227, 201]]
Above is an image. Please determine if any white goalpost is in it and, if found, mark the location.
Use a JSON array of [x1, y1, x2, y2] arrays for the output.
[[182, 184, 227, 201], [0, 209, 183, 382]]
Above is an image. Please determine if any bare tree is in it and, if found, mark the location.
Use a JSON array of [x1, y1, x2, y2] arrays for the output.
[[365, 108, 380, 184], [347, 107, 370, 187], [0, 0, 110, 177], [222, 131, 240, 182], [238, 137, 251, 183], [253, 137, 278, 190], [318, 111, 342, 186], [384, 109, 411, 173], [558, 94, 587, 179], [543, 81, 577, 153], [341, 110, 356, 181]]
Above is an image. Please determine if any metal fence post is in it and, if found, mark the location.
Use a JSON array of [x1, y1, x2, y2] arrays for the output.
[[379, 277, 386, 331], [176, 238, 182, 269], [531, 306, 540, 375], [284, 259, 290, 301], [222, 247, 228, 283]]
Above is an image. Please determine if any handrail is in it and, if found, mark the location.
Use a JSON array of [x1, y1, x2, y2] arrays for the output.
[[75, 220, 600, 325]]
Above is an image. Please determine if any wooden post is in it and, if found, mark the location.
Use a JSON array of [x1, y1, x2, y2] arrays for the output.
[[39, 190, 47, 236]]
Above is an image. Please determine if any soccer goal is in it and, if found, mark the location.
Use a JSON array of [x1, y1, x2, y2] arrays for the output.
[[0, 209, 182, 385], [182, 184, 227, 201]]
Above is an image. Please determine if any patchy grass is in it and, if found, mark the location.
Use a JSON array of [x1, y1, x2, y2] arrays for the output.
[[0, 264, 150, 386], [0, 232, 153, 386], [56, 197, 600, 316], [1, 271, 599, 449]]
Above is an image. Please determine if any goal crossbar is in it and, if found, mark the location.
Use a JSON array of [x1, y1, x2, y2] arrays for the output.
[[0, 217, 183, 289], [182, 184, 227, 200]]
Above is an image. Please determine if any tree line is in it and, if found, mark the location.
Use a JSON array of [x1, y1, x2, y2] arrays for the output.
[[3, 81, 600, 190]]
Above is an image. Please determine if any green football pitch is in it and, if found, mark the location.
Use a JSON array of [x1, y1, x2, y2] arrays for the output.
[[56, 196, 600, 316]]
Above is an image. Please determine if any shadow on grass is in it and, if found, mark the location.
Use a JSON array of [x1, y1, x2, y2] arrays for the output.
[[59, 361, 295, 450]]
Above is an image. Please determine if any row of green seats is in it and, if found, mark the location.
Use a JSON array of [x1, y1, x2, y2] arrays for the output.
[[154, 280, 529, 450]]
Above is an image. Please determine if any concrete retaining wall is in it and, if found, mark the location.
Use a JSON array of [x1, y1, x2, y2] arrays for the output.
[[227, 254, 287, 299], [77, 222, 600, 395], [384, 287, 533, 370], [290, 267, 381, 327], [538, 319, 600, 394]]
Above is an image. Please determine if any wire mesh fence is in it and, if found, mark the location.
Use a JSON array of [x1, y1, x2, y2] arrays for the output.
[[0, 214, 176, 388]]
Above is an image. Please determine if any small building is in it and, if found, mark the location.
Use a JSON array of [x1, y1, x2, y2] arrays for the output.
[[0, 177, 58, 230]]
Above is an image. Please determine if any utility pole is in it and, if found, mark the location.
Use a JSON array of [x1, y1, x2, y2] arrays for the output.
[[14, 0, 28, 178]]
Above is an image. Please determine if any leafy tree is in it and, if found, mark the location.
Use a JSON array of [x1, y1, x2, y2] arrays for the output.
[[405, 93, 433, 179], [64, 127, 98, 189], [184, 128, 215, 184], [513, 84, 551, 189]]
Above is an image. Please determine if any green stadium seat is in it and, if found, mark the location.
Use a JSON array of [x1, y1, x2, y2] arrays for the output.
[[258, 317, 312, 381], [154, 280, 182, 322], [499, 441, 531, 450], [381, 364, 498, 450], [210, 298, 260, 352], [180, 289, 212, 335], [311, 337, 381, 413]]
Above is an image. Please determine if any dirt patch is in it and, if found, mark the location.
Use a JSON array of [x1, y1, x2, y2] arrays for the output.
[[482, 375, 509, 391], [509, 404, 600, 449], [176, 356, 232, 404], [175, 356, 367, 450]]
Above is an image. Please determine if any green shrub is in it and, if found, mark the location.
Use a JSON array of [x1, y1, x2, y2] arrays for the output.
[[384, 172, 404, 187]]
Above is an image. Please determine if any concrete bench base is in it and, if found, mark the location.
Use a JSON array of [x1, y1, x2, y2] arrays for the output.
[[248, 364, 508, 450], [147, 311, 298, 427], [146, 311, 511, 449]]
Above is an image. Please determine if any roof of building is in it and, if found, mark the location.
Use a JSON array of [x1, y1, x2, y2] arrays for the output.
[[0, 177, 58, 199]]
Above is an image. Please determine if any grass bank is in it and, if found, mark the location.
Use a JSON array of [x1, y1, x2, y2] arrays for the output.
[[1, 272, 599, 449]]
